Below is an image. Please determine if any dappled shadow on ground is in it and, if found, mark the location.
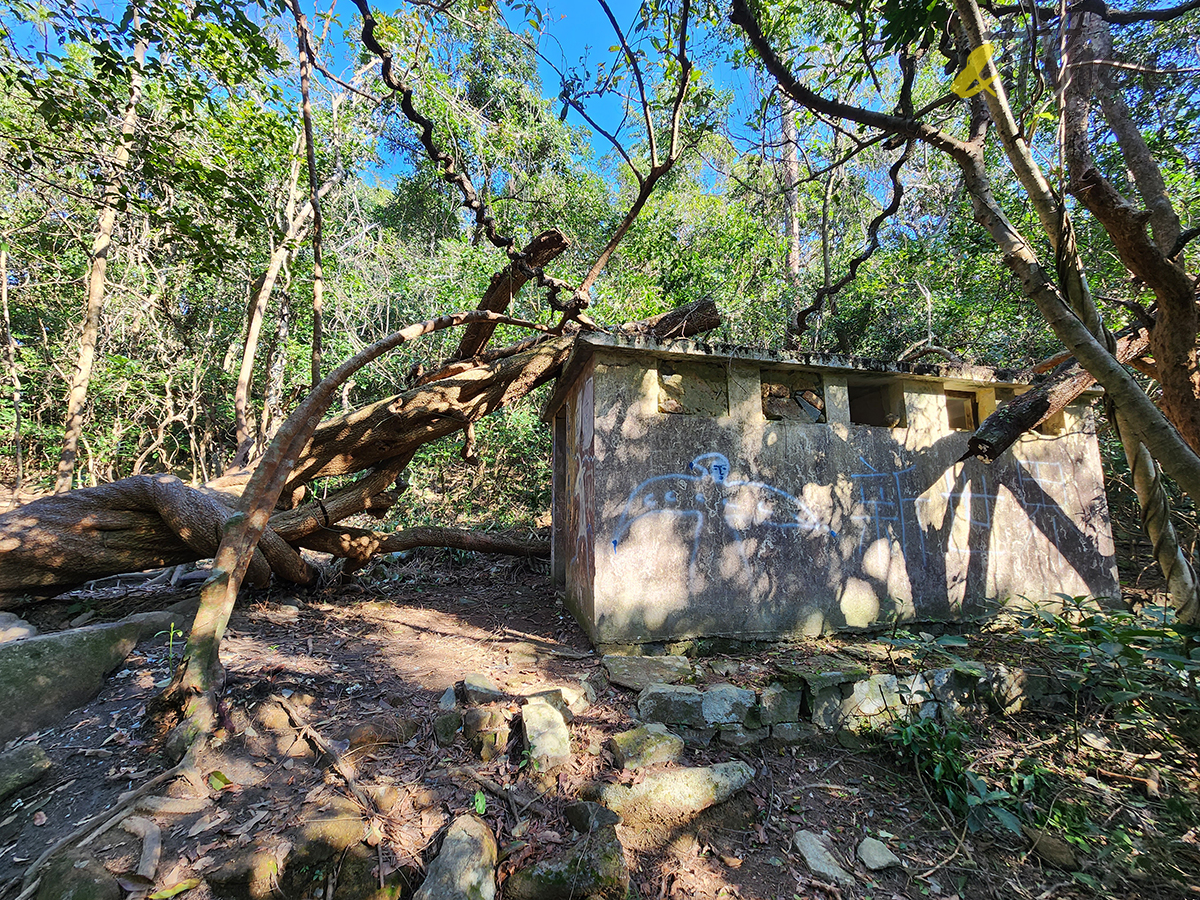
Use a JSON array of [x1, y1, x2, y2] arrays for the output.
[[3, 551, 1196, 900]]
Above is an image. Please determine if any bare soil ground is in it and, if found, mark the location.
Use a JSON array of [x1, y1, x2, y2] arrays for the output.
[[2, 551, 1198, 900]]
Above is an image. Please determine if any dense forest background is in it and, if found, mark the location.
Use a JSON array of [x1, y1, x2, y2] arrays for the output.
[[0, 0, 1196, 543]]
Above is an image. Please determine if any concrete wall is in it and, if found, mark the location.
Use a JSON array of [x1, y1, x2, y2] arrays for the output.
[[554, 344, 1118, 646]]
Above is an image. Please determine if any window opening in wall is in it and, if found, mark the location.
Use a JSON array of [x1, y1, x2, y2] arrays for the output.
[[848, 381, 905, 427], [761, 370, 825, 423], [657, 359, 729, 416], [946, 390, 979, 431], [1037, 409, 1066, 435]]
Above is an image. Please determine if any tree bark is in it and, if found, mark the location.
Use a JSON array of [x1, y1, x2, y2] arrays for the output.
[[55, 40, 146, 493], [1, 248, 21, 489], [961, 325, 1150, 462]]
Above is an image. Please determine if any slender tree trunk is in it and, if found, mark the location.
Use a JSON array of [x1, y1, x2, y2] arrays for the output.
[[0, 248, 21, 489], [232, 168, 343, 465], [290, 0, 326, 389], [56, 40, 146, 493]]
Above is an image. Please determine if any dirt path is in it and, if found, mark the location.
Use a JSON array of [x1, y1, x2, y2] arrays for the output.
[[2, 552, 1194, 899]]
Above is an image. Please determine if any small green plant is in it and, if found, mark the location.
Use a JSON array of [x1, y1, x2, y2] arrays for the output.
[[154, 621, 186, 667], [886, 716, 1021, 834]]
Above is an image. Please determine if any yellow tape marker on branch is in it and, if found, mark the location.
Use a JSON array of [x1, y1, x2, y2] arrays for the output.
[[951, 42, 999, 98]]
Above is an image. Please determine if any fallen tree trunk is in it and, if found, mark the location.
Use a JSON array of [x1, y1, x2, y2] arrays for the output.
[[959, 324, 1150, 463], [0, 301, 722, 602]]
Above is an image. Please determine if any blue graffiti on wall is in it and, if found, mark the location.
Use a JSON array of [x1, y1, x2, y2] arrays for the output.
[[611, 454, 835, 577]]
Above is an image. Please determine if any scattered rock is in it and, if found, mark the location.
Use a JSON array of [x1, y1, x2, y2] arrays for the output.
[[434, 711, 462, 747], [717, 724, 770, 746], [1022, 826, 1079, 870], [0, 620, 140, 744], [463, 705, 510, 763], [413, 815, 497, 900], [348, 715, 420, 748], [460, 673, 506, 706], [204, 841, 288, 899], [0, 743, 51, 803], [793, 830, 855, 886], [701, 684, 757, 725], [36, 851, 121, 900], [439, 686, 459, 710], [857, 836, 902, 870], [0, 612, 36, 644], [525, 688, 576, 723], [504, 824, 627, 900], [637, 684, 705, 727], [582, 761, 755, 828], [564, 800, 621, 834], [602, 655, 692, 690], [608, 724, 683, 769], [769, 722, 818, 745], [759, 682, 803, 725], [673, 725, 717, 746], [521, 698, 572, 771], [288, 795, 367, 856]]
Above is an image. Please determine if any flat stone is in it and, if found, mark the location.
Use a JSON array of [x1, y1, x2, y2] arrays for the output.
[[769, 722, 818, 745], [0, 620, 140, 744], [717, 724, 770, 747], [439, 686, 459, 710], [564, 800, 622, 834], [414, 815, 497, 900], [1023, 826, 1079, 870], [760, 683, 804, 725], [0, 743, 51, 803], [460, 673, 506, 706], [522, 698, 571, 770], [0, 612, 36, 644], [637, 684, 705, 726], [811, 685, 848, 732], [608, 724, 683, 769], [701, 684, 756, 725], [776, 660, 868, 692], [583, 762, 755, 828], [504, 824, 626, 900], [857, 837, 902, 870], [793, 830, 855, 886], [603, 655, 692, 690], [348, 716, 420, 748]]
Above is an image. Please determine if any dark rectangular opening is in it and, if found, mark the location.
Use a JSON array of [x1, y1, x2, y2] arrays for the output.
[[849, 382, 904, 427], [946, 390, 979, 431]]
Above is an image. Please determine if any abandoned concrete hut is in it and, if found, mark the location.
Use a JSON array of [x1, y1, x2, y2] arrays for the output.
[[542, 334, 1118, 648]]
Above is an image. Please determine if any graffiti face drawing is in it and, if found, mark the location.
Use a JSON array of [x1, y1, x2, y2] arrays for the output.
[[611, 453, 835, 584]]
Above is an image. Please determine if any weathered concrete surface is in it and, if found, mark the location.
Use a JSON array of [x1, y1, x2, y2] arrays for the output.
[[0, 620, 140, 743], [548, 337, 1119, 644]]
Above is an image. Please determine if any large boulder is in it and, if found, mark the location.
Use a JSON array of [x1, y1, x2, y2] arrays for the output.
[[0, 620, 140, 743]]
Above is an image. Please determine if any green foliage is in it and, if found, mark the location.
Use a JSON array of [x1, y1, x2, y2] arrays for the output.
[[1020, 599, 1200, 727], [885, 715, 1021, 834]]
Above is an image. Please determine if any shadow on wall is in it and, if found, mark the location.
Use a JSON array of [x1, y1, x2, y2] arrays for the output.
[[592, 410, 1117, 643]]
